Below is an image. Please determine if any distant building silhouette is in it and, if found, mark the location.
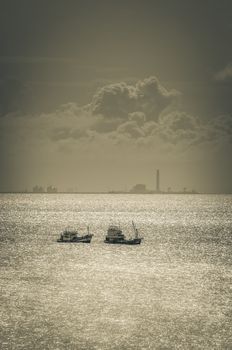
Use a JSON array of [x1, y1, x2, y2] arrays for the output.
[[33, 185, 44, 193], [130, 184, 147, 193], [121, 168, 199, 195], [47, 185, 57, 193]]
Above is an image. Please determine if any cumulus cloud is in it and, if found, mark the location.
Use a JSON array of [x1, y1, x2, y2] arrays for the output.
[[214, 62, 232, 82], [157, 111, 200, 144], [91, 76, 180, 121], [91, 82, 135, 119], [116, 120, 145, 138], [1, 76, 231, 150], [1, 75, 232, 192]]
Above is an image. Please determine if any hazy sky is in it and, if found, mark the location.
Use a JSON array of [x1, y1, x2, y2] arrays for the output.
[[0, 0, 232, 192]]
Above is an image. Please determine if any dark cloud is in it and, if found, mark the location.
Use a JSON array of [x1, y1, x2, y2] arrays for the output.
[[86, 78, 203, 145], [134, 77, 180, 120], [91, 82, 135, 119], [1, 76, 230, 150], [91, 77, 179, 121]]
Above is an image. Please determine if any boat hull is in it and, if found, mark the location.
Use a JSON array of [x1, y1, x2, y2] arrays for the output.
[[57, 235, 93, 243], [104, 238, 142, 245]]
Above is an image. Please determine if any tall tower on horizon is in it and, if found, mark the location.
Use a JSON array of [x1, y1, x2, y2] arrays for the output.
[[156, 169, 160, 192]]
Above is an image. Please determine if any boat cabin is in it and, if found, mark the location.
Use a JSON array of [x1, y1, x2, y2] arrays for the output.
[[61, 230, 78, 241], [105, 225, 125, 241]]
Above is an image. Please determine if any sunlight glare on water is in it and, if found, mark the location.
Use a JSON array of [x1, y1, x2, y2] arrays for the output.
[[0, 194, 231, 349]]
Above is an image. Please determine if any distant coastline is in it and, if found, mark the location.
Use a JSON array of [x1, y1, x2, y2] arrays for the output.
[[0, 191, 231, 195]]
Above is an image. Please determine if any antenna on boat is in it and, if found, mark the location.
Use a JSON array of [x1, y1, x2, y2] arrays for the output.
[[87, 225, 89, 235], [132, 221, 138, 239]]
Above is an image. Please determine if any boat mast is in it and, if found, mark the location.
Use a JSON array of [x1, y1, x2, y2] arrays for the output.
[[132, 221, 138, 239]]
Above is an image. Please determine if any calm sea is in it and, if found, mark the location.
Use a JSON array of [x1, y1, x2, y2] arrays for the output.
[[0, 194, 231, 350]]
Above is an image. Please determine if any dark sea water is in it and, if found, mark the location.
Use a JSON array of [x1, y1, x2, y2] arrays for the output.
[[0, 194, 231, 350]]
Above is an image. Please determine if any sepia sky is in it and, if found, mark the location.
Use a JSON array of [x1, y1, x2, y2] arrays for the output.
[[0, 0, 232, 192]]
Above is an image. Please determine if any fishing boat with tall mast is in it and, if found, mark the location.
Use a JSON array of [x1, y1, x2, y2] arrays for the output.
[[104, 221, 143, 245], [57, 226, 93, 243]]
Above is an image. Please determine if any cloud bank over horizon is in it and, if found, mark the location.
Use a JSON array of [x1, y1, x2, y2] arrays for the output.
[[0, 76, 232, 192], [1, 76, 231, 146]]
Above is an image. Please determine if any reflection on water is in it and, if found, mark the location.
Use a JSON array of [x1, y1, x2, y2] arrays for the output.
[[0, 194, 231, 349]]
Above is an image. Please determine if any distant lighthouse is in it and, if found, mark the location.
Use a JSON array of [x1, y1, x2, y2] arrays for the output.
[[156, 169, 160, 192]]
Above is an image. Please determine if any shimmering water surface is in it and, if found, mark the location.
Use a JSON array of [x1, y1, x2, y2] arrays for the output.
[[0, 194, 231, 350]]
